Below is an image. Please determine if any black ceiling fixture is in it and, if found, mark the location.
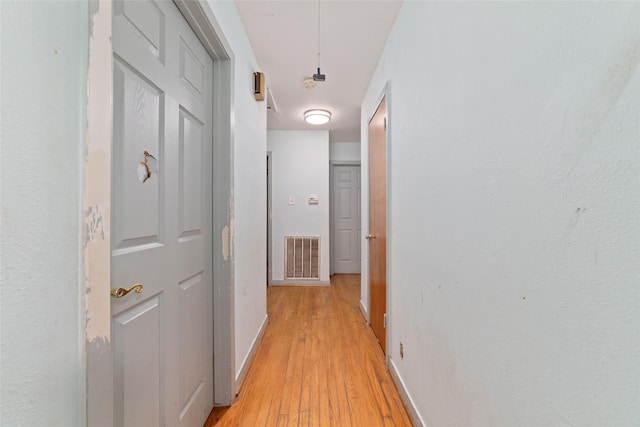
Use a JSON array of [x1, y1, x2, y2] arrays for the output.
[[313, 0, 326, 82], [313, 67, 325, 82]]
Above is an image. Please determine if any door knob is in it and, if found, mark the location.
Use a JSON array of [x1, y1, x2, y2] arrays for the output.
[[111, 283, 144, 298], [365, 234, 375, 240]]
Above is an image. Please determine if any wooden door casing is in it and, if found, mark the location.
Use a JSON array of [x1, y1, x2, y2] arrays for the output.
[[368, 97, 387, 354]]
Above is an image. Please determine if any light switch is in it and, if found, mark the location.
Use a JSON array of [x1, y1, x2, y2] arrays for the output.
[[288, 196, 295, 206]]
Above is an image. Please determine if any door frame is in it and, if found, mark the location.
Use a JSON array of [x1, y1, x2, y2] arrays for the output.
[[84, 1, 236, 424], [267, 151, 273, 286], [329, 160, 361, 275], [364, 82, 392, 362]]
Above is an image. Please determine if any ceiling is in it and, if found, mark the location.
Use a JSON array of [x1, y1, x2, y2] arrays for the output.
[[235, 0, 402, 142]]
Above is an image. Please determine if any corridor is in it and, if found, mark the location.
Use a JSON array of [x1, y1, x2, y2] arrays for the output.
[[205, 275, 412, 426]]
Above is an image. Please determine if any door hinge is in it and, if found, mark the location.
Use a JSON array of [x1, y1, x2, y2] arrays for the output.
[[384, 313, 388, 328], [383, 117, 387, 131]]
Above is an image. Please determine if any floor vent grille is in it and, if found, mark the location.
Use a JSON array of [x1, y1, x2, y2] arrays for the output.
[[285, 236, 320, 280]]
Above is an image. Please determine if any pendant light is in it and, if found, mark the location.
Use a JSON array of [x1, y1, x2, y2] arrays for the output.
[[305, 0, 330, 125], [312, 0, 325, 81]]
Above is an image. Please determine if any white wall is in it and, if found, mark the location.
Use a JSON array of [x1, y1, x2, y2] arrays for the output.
[[362, 2, 640, 426], [206, 0, 268, 385], [268, 130, 330, 284], [0, 1, 87, 425], [329, 142, 360, 162]]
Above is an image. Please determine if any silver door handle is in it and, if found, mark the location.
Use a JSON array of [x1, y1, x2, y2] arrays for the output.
[[365, 234, 375, 240]]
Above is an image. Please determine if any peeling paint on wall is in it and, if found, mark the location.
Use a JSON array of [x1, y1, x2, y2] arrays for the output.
[[83, 0, 112, 344], [84, 2, 113, 424], [222, 225, 230, 261], [85, 204, 105, 242], [230, 217, 235, 259], [88, 0, 99, 37]]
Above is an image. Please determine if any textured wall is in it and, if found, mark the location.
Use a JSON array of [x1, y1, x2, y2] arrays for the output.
[[0, 1, 88, 425], [362, 2, 640, 425]]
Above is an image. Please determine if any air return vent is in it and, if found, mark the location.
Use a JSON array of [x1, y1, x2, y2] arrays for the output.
[[285, 236, 320, 280]]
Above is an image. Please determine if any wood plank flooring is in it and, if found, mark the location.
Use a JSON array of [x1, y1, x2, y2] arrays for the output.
[[204, 274, 413, 426]]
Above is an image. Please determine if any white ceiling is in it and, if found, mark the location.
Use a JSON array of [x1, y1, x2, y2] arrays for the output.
[[235, 0, 402, 142]]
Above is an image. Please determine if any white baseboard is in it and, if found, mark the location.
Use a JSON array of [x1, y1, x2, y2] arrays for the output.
[[270, 280, 330, 286], [388, 358, 426, 427], [234, 314, 269, 394], [359, 299, 369, 323]]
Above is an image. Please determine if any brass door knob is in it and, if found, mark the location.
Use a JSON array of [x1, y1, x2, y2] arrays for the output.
[[111, 283, 144, 298]]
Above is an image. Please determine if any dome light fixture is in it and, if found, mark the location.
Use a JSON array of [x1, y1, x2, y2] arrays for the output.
[[304, 109, 331, 125]]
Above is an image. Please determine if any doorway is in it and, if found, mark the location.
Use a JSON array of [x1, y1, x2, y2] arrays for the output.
[[368, 96, 387, 354], [330, 162, 362, 274]]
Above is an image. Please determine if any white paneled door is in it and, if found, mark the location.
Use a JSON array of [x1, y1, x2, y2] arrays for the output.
[[332, 165, 362, 274], [111, 1, 213, 426]]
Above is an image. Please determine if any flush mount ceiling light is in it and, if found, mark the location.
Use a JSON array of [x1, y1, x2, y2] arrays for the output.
[[304, 109, 331, 125]]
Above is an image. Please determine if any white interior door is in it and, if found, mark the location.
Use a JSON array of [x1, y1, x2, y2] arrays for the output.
[[331, 164, 362, 274], [111, 1, 213, 425]]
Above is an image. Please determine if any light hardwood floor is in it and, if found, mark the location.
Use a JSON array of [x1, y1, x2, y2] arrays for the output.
[[204, 274, 413, 426]]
